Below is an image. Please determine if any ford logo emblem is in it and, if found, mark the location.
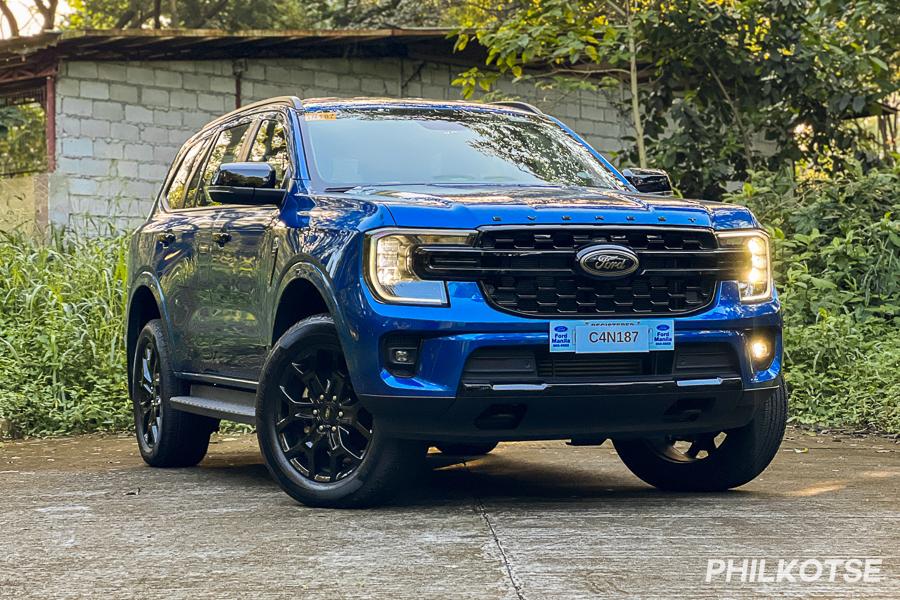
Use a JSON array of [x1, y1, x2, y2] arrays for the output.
[[554, 326, 568, 332], [657, 324, 670, 331], [576, 245, 639, 278]]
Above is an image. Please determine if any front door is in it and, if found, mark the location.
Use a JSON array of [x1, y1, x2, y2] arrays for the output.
[[205, 205, 279, 380], [193, 114, 290, 381]]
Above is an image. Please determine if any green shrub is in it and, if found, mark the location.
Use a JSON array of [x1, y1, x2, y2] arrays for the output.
[[0, 231, 130, 436], [726, 163, 900, 432], [1, 164, 897, 436]]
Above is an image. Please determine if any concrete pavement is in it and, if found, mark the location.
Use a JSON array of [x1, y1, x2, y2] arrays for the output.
[[0, 428, 897, 599]]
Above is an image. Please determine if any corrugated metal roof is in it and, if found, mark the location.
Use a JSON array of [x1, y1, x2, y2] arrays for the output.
[[0, 28, 478, 86]]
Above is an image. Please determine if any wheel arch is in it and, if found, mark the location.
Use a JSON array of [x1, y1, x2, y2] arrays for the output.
[[270, 261, 351, 348], [126, 273, 169, 396]]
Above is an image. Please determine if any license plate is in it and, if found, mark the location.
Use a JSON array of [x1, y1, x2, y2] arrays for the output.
[[549, 320, 674, 353]]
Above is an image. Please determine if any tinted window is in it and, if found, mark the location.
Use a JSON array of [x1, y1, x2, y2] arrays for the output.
[[301, 108, 626, 191], [181, 137, 212, 209], [199, 121, 253, 205], [248, 118, 290, 188], [165, 141, 206, 210]]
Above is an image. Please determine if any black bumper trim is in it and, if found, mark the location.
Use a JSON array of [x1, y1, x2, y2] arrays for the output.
[[359, 378, 780, 443]]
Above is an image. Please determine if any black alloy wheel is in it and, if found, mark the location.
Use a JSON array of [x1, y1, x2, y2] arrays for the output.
[[257, 315, 426, 508], [130, 319, 216, 468], [134, 335, 163, 451], [614, 380, 788, 491], [275, 347, 373, 483], [648, 432, 728, 463]]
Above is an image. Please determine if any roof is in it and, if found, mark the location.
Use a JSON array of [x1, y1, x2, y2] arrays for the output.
[[0, 28, 480, 87], [192, 96, 543, 139], [299, 97, 541, 114]]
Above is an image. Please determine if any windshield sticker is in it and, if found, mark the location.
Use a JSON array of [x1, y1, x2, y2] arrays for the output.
[[305, 112, 338, 121]]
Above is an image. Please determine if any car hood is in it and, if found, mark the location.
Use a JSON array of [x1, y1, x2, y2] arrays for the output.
[[345, 185, 758, 230]]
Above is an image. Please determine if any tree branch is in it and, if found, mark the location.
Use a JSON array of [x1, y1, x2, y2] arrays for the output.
[[33, 0, 59, 30], [0, 0, 20, 37], [702, 57, 757, 169]]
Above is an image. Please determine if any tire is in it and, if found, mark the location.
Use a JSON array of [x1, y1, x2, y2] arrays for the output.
[[256, 315, 426, 508], [130, 319, 218, 468], [613, 380, 788, 491], [435, 442, 499, 456]]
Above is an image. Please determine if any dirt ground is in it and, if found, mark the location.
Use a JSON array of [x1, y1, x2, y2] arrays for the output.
[[1, 427, 897, 599]]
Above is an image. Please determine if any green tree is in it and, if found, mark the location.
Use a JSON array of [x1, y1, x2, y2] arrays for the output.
[[0, 103, 46, 176], [453, 0, 899, 199], [65, 0, 457, 30]]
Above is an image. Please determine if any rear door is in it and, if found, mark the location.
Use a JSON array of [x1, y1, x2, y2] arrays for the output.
[[203, 112, 291, 381], [145, 135, 216, 374]]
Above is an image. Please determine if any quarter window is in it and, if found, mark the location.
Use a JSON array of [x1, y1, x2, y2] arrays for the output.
[[248, 118, 290, 188], [182, 137, 212, 209], [165, 141, 206, 210]]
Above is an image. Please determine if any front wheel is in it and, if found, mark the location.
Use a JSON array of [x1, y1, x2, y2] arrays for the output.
[[613, 380, 788, 491], [256, 315, 425, 508]]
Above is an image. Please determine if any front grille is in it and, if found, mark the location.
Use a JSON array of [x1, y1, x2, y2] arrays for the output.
[[462, 343, 740, 383], [535, 353, 646, 378], [414, 227, 748, 318]]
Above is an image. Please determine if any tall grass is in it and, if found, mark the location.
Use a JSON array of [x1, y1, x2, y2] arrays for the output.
[[0, 230, 131, 436]]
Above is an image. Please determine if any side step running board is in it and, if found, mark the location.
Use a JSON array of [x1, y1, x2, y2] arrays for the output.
[[170, 384, 257, 425]]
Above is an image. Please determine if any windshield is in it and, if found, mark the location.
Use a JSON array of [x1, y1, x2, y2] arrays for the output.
[[299, 107, 627, 191]]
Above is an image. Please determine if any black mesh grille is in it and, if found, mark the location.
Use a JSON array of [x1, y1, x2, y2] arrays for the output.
[[462, 343, 739, 383], [475, 227, 724, 317]]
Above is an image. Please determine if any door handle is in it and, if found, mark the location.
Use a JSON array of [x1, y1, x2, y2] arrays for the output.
[[157, 230, 176, 246], [212, 231, 232, 246]]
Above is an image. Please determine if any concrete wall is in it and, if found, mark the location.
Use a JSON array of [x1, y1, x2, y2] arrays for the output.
[[49, 58, 629, 229], [0, 173, 48, 234]]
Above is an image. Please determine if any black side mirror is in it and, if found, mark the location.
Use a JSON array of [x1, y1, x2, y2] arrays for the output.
[[622, 168, 673, 195], [207, 162, 285, 205]]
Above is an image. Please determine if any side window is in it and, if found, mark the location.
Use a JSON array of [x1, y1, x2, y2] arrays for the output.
[[248, 117, 290, 188], [181, 137, 213, 209], [199, 121, 253, 205], [165, 141, 205, 210]]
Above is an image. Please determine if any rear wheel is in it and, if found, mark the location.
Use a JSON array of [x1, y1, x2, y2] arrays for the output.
[[256, 315, 425, 508], [131, 319, 217, 467], [435, 442, 498, 456], [613, 380, 787, 491]]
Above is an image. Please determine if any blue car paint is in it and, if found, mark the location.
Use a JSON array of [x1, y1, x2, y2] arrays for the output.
[[128, 97, 782, 429]]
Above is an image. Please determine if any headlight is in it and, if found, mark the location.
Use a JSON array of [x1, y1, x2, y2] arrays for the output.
[[717, 230, 773, 302], [364, 228, 476, 305]]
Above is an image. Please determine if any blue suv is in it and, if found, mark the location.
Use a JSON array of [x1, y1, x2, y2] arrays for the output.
[[126, 96, 786, 507]]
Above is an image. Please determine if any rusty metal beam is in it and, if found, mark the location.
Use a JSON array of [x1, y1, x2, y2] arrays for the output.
[[45, 74, 55, 173]]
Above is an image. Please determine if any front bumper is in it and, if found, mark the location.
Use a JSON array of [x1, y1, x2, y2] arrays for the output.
[[361, 378, 779, 442], [338, 271, 783, 441]]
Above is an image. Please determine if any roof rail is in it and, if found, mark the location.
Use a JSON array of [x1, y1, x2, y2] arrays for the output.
[[203, 96, 303, 130], [489, 101, 544, 115]]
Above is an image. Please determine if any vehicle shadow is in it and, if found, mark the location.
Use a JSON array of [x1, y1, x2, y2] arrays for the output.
[[401, 451, 776, 508], [195, 444, 775, 508]]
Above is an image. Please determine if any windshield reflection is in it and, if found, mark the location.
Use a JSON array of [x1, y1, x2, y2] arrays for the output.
[[300, 108, 626, 192]]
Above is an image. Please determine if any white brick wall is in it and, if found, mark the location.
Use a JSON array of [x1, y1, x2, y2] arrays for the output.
[[50, 58, 629, 229]]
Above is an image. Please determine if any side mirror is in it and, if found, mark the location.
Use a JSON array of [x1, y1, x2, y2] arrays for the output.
[[207, 162, 285, 205], [622, 168, 673, 195]]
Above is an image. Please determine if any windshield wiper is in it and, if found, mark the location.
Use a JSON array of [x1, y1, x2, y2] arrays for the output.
[[324, 186, 357, 193]]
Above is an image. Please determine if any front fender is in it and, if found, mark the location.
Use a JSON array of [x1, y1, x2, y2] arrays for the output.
[[271, 259, 351, 338]]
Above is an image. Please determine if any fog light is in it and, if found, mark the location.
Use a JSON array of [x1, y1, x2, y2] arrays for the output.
[[392, 349, 415, 364], [383, 334, 421, 377], [749, 335, 774, 370], [751, 340, 769, 360]]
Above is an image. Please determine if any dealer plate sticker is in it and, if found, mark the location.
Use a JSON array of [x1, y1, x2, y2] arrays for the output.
[[549, 320, 674, 353]]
